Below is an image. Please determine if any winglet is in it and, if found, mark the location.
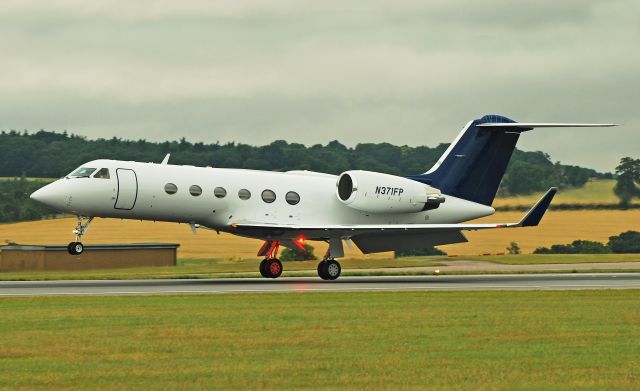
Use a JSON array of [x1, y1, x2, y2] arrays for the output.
[[161, 153, 170, 165], [518, 187, 557, 227]]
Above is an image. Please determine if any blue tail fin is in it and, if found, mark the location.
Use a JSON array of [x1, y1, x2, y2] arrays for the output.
[[407, 114, 525, 206]]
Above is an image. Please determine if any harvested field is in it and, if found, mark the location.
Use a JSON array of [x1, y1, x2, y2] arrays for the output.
[[0, 209, 638, 258]]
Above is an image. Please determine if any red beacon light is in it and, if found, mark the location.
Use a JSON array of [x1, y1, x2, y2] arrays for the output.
[[294, 235, 306, 251]]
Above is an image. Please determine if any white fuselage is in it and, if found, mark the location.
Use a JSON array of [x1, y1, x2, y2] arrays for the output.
[[33, 159, 495, 241]]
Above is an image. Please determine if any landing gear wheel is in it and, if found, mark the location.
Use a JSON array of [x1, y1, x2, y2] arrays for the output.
[[267, 259, 283, 279], [259, 259, 270, 278], [68, 241, 83, 255], [318, 259, 341, 280], [317, 261, 329, 280]]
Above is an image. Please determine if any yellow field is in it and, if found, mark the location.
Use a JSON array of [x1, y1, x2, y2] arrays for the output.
[[0, 210, 638, 258], [492, 179, 636, 207], [0, 218, 380, 260], [446, 210, 639, 255]]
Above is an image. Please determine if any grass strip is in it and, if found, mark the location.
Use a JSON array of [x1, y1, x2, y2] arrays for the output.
[[0, 290, 639, 389]]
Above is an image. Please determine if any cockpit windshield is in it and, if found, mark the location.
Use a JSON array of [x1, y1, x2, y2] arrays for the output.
[[93, 168, 110, 179], [68, 167, 97, 178]]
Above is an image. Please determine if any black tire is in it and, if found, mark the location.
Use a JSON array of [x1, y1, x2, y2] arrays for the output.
[[317, 261, 329, 280], [325, 259, 341, 280], [267, 259, 283, 279], [259, 259, 269, 278], [68, 242, 77, 255]]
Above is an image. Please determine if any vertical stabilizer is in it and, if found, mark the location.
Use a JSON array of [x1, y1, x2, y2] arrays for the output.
[[407, 115, 521, 206], [407, 115, 616, 206]]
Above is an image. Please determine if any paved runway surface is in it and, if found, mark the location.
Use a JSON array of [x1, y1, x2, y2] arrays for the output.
[[1, 273, 640, 296]]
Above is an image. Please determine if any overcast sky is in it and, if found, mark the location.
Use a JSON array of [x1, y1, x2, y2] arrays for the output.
[[0, 0, 638, 171]]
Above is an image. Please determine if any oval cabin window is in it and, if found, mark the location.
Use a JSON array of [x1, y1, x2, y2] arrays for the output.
[[238, 189, 251, 200], [189, 185, 202, 196], [214, 187, 227, 198], [165, 183, 178, 195], [285, 191, 300, 205], [261, 189, 276, 203]]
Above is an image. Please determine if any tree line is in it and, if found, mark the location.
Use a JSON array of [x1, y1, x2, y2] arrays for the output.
[[0, 129, 608, 196], [533, 231, 640, 254], [0, 177, 54, 224]]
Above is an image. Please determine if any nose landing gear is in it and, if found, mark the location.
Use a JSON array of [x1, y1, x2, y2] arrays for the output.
[[68, 216, 93, 255]]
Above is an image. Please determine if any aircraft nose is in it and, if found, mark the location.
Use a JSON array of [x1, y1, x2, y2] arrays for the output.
[[30, 183, 65, 209]]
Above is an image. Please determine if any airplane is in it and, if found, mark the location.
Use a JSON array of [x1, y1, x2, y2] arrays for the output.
[[30, 114, 616, 280]]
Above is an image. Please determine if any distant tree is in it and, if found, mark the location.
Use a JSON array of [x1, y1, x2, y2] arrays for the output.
[[533, 240, 611, 254], [395, 246, 446, 258], [280, 244, 317, 262], [242, 158, 272, 170], [507, 242, 521, 255], [0, 178, 56, 223], [614, 157, 640, 207], [607, 231, 640, 254]]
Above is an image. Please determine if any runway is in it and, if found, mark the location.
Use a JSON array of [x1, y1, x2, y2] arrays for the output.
[[1, 273, 640, 296]]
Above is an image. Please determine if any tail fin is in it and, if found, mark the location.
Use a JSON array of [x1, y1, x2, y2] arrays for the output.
[[407, 115, 617, 206]]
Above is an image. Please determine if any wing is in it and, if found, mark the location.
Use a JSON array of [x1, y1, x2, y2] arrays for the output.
[[229, 188, 557, 236]]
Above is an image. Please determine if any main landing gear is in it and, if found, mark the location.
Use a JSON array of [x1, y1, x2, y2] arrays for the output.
[[317, 258, 341, 280], [68, 216, 93, 255], [258, 241, 283, 279], [256, 240, 342, 280]]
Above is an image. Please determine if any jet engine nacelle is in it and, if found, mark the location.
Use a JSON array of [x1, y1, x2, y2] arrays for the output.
[[336, 170, 445, 213]]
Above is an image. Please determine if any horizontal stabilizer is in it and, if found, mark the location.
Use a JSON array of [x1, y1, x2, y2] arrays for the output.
[[477, 123, 618, 132]]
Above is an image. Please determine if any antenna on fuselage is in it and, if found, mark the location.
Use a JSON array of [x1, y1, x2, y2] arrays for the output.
[[161, 153, 170, 165]]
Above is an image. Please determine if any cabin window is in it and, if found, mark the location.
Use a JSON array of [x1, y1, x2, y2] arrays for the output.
[[69, 167, 96, 178], [93, 168, 110, 179], [285, 191, 300, 205], [238, 189, 251, 200], [164, 183, 178, 195], [261, 189, 276, 203], [214, 187, 227, 198], [189, 185, 203, 196]]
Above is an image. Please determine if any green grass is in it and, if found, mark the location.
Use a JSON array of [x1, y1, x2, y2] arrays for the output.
[[2, 254, 640, 281], [1, 291, 639, 389], [553, 178, 618, 203], [460, 253, 640, 265], [0, 257, 444, 281]]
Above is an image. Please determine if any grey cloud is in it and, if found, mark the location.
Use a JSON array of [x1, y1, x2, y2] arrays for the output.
[[0, 0, 638, 171]]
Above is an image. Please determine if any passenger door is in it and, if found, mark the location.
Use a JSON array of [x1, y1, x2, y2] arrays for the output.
[[114, 169, 138, 210]]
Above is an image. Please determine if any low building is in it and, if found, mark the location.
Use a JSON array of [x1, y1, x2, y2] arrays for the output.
[[0, 243, 179, 272]]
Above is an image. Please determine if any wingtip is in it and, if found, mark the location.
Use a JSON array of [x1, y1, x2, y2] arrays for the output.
[[520, 187, 557, 227]]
